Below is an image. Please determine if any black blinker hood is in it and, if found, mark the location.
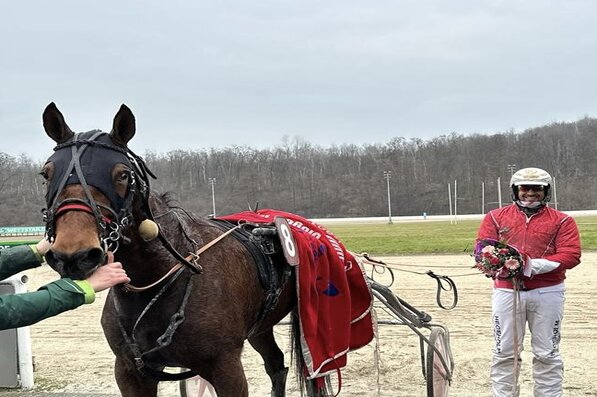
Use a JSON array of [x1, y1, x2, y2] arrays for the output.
[[45, 131, 132, 213]]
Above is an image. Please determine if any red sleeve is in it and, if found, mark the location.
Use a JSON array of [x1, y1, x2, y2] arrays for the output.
[[545, 217, 581, 270]]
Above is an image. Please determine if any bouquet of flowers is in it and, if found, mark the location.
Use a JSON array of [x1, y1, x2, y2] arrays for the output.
[[473, 239, 525, 280]]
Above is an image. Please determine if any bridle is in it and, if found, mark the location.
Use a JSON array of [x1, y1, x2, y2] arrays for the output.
[[42, 131, 202, 273], [43, 131, 148, 252]]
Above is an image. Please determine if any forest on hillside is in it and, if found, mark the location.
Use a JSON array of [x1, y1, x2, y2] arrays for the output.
[[2, 117, 597, 226]]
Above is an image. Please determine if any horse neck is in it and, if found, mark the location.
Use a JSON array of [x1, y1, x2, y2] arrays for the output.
[[116, 194, 186, 281]]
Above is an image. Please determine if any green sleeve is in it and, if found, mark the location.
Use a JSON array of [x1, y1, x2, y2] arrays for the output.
[[73, 280, 96, 304], [0, 278, 86, 331], [0, 245, 43, 281]]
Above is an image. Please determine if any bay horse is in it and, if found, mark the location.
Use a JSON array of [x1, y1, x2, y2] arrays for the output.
[[39, 103, 317, 397]]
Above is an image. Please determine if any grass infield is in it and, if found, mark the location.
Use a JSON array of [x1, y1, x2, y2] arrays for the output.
[[2, 215, 596, 256], [320, 215, 597, 255]]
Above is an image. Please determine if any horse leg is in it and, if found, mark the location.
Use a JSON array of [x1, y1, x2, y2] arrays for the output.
[[210, 347, 249, 397], [114, 356, 159, 397], [249, 328, 288, 397]]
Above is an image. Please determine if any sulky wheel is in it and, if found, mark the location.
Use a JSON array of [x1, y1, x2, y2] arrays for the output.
[[426, 327, 453, 397]]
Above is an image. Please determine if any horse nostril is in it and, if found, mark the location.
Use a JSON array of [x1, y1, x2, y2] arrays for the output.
[[87, 248, 106, 267], [43, 250, 66, 276]]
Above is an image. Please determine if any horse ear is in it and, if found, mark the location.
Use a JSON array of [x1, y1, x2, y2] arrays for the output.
[[110, 104, 136, 147], [42, 102, 75, 144]]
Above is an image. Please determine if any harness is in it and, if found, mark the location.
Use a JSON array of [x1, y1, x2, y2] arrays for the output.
[[210, 219, 292, 336], [113, 221, 291, 381], [43, 131, 291, 381]]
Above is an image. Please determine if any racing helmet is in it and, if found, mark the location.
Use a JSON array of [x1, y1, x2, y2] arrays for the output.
[[510, 167, 552, 202]]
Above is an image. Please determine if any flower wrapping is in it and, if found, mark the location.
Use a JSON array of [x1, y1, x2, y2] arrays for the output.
[[473, 239, 527, 279]]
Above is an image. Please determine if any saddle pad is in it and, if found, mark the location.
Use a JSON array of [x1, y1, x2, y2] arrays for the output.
[[217, 210, 374, 379]]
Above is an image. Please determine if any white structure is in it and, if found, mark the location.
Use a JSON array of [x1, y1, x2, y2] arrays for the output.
[[0, 274, 34, 389]]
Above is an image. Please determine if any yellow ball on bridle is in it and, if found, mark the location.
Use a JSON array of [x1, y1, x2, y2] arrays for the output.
[[138, 219, 159, 241]]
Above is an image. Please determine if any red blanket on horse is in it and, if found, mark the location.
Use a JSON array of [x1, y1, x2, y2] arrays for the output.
[[218, 210, 374, 380]]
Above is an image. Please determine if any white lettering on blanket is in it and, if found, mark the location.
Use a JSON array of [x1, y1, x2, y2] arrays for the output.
[[286, 219, 322, 239], [286, 219, 346, 264]]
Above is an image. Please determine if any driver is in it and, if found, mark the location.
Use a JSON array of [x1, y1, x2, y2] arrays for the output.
[[476, 167, 581, 396], [0, 239, 129, 330]]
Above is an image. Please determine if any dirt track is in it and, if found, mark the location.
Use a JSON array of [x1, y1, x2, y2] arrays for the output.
[[12, 253, 597, 396]]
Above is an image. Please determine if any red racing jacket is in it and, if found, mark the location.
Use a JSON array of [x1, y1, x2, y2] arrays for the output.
[[476, 203, 581, 290]]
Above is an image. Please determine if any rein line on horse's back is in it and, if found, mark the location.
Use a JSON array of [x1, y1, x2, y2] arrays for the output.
[[123, 224, 242, 292]]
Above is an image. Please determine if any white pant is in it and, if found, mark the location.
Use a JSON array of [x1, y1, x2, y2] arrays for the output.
[[491, 284, 565, 397]]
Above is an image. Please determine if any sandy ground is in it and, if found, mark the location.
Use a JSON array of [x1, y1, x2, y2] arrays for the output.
[[7, 253, 597, 397]]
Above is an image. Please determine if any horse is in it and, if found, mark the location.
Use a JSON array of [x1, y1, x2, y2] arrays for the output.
[[38, 103, 318, 397]]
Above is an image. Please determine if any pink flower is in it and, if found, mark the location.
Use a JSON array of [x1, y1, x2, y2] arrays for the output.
[[504, 258, 520, 270], [481, 246, 496, 254]]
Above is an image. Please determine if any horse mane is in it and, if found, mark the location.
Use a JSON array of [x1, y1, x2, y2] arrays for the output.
[[159, 191, 181, 209], [151, 191, 208, 230]]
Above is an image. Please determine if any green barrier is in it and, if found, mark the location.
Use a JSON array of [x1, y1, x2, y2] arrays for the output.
[[0, 226, 45, 237], [0, 241, 38, 249]]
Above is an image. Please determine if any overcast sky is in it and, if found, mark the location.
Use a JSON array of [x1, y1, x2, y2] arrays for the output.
[[2, 1, 597, 161]]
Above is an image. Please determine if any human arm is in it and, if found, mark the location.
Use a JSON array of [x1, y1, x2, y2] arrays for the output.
[[0, 278, 86, 330], [0, 251, 129, 331], [528, 216, 581, 275], [0, 244, 44, 281]]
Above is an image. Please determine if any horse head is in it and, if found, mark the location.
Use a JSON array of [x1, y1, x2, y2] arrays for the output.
[[41, 102, 149, 279]]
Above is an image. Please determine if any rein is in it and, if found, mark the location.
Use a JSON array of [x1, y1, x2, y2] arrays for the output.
[[360, 253, 459, 310], [122, 224, 241, 292]]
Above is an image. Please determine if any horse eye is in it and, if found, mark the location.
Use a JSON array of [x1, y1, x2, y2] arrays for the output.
[[117, 171, 130, 182], [39, 170, 49, 180]]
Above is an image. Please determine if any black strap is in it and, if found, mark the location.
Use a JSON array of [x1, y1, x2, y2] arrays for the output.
[[426, 271, 458, 310], [113, 268, 200, 381]]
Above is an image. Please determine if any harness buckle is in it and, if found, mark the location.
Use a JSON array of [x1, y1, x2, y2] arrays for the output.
[[135, 357, 145, 369], [186, 252, 203, 273]]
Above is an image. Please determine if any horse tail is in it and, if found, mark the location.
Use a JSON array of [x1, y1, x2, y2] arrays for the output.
[[290, 310, 333, 397]]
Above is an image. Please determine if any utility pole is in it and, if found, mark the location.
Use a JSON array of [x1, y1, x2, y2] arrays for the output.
[[481, 181, 485, 214], [553, 177, 558, 210], [507, 164, 517, 177], [384, 171, 393, 224], [497, 177, 502, 208], [208, 177, 217, 217]]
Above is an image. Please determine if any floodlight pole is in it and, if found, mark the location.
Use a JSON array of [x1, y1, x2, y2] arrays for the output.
[[208, 177, 217, 217], [384, 171, 393, 224], [454, 179, 458, 224], [448, 182, 453, 224]]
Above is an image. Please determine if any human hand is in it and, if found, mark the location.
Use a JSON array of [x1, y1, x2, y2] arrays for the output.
[[529, 258, 559, 276], [85, 251, 130, 292], [35, 238, 52, 256]]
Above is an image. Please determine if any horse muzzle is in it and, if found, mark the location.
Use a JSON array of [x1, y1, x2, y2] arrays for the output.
[[45, 247, 105, 280]]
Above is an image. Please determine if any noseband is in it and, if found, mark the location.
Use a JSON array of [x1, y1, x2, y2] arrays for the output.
[[43, 131, 151, 252]]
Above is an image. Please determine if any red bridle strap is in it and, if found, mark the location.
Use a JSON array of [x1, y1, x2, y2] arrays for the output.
[[55, 203, 112, 224]]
